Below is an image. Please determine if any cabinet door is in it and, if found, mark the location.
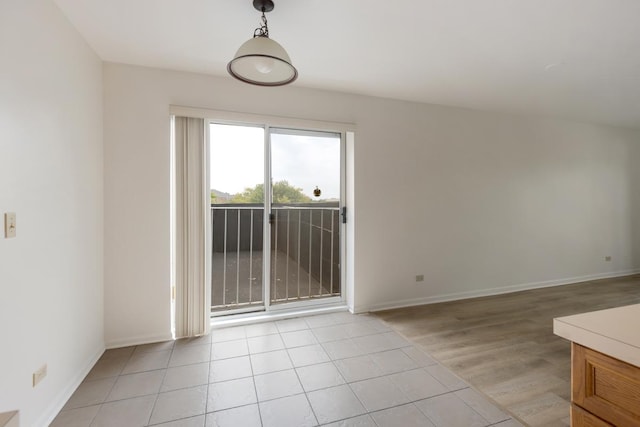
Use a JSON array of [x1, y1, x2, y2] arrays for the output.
[[571, 404, 612, 427], [572, 343, 640, 426]]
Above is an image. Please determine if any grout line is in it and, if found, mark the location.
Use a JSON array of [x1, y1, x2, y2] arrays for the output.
[[64, 314, 520, 426], [144, 344, 173, 426], [371, 314, 529, 426], [203, 343, 212, 423], [146, 414, 205, 426], [283, 332, 321, 426], [246, 335, 265, 427]]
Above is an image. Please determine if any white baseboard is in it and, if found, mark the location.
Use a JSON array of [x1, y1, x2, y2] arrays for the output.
[[37, 332, 173, 425], [361, 269, 640, 313], [106, 333, 174, 349], [36, 345, 104, 427]]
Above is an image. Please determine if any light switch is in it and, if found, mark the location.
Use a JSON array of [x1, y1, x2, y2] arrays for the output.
[[4, 213, 16, 238]]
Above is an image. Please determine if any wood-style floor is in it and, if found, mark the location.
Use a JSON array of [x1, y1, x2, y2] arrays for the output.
[[374, 275, 640, 427]]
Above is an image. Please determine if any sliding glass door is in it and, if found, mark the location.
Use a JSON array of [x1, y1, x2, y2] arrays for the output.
[[209, 124, 265, 314], [269, 128, 342, 304], [209, 123, 344, 315]]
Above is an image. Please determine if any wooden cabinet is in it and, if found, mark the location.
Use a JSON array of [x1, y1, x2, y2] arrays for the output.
[[572, 343, 640, 426], [571, 405, 612, 427]]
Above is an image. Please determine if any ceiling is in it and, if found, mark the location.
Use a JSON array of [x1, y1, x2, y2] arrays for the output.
[[53, 0, 640, 129]]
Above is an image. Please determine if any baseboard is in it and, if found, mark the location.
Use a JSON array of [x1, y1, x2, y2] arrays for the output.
[[36, 345, 104, 427], [362, 269, 640, 313], [106, 333, 174, 349]]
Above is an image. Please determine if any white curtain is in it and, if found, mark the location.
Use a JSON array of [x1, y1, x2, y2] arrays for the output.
[[174, 116, 210, 338]]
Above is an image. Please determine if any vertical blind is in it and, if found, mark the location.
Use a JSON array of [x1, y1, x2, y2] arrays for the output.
[[174, 116, 209, 338]]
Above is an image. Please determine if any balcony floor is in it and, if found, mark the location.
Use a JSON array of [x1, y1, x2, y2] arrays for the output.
[[212, 251, 338, 310]]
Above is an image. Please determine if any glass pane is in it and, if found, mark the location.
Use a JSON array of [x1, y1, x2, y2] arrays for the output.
[[270, 130, 341, 205], [269, 129, 341, 303], [210, 124, 264, 205], [209, 124, 264, 312]]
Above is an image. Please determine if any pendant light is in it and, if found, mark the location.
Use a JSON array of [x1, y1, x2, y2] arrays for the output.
[[227, 0, 298, 86]]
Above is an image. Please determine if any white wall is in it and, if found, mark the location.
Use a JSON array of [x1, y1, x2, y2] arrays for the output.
[[103, 63, 640, 345], [355, 104, 640, 310], [0, 1, 104, 425]]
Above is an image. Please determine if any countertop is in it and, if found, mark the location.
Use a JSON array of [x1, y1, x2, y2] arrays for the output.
[[553, 303, 640, 368]]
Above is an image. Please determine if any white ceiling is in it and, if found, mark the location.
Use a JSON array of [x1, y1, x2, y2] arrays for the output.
[[53, 0, 640, 129]]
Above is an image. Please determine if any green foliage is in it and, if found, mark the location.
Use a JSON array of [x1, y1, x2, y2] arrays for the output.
[[230, 184, 264, 203], [231, 180, 312, 203], [210, 190, 217, 204]]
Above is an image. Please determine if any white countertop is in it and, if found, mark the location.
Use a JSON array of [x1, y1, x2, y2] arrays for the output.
[[553, 303, 640, 368]]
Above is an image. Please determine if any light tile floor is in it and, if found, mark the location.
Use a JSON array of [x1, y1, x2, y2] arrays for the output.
[[52, 312, 524, 427]]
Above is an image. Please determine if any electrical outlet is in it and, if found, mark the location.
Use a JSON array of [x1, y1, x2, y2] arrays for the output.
[[4, 212, 16, 238], [605, 256, 612, 262], [415, 274, 425, 282], [32, 364, 47, 387]]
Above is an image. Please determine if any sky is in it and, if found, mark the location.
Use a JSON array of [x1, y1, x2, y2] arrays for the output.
[[209, 123, 341, 200]]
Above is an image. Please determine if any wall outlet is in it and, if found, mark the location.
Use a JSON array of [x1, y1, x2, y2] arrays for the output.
[[415, 274, 425, 282], [605, 256, 612, 262], [4, 212, 16, 238], [32, 364, 47, 387]]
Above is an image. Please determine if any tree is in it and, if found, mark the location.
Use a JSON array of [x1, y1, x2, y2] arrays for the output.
[[210, 190, 217, 204], [231, 180, 312, 203]]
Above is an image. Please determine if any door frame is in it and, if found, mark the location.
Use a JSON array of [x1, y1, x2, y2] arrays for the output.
[[264, 125, 346, 313], [197, 107, 355, 318]]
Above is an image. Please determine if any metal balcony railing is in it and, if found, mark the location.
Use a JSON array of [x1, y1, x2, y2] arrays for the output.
[[211, 203, 341, 312]]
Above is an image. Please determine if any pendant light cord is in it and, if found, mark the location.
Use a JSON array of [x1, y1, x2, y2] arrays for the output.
[[253, 10, 269, 38]]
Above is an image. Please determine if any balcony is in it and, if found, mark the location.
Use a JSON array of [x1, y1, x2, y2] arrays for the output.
[[211, 203, 341, 312]]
